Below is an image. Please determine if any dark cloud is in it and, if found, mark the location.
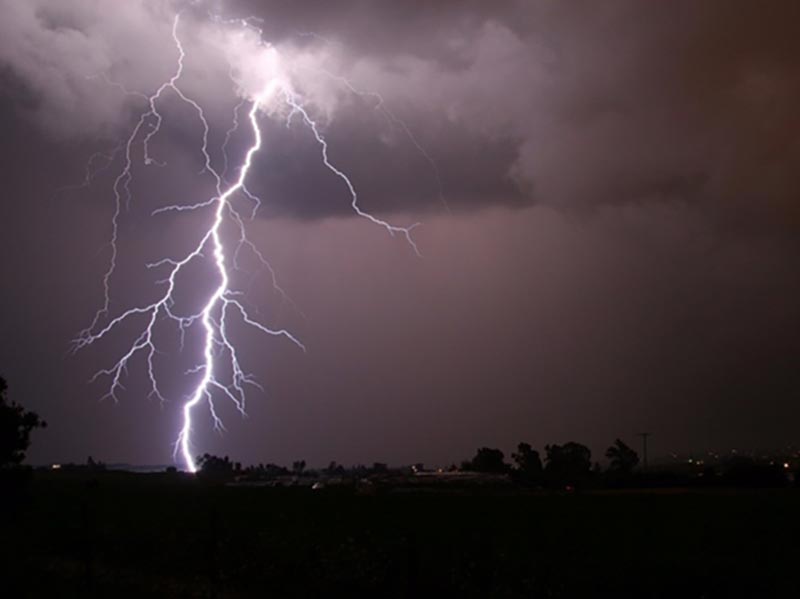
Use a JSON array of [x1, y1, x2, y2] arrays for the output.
[[3, 0, 799, 225], [232, 108, 526, 218], [222, 0, 800, 230]]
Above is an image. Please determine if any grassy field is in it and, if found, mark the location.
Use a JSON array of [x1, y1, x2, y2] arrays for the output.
[[2, 471, 799, 598]]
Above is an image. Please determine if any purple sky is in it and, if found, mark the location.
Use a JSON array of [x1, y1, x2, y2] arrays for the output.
[[1, 0, 798, 467]]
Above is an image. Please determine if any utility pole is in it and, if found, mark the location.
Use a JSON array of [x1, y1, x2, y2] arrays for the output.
[[637, 432, 651, 471]]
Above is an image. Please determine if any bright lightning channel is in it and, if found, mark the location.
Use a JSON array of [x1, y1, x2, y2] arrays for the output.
[[74, 12, 420, 472]]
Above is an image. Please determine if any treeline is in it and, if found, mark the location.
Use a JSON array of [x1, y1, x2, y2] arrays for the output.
[[460, 439, 795, 490], [194, 454, 391, 479], [191, 438, 797, 490], [461, 440, 636, 489]]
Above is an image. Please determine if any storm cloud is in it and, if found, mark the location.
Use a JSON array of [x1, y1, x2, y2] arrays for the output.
[[2, 0, 798, 221]]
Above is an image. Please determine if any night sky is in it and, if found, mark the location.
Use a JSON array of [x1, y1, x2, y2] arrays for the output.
[[1, 0, 798, 468]]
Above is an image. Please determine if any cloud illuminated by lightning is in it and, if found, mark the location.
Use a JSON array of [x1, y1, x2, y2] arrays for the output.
[[74, 10, 420, 472]]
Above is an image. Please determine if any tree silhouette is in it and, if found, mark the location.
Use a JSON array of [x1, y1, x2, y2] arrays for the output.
[[463, 447, 508, 473], [512, 442, 543, 485], [544, 442, 591, 488], [605, 439, 639, 474], [0, 376, 46, 468], [325, 461, 345, 475], [292, 460, 306, 475], [196, 454, 233, 479]]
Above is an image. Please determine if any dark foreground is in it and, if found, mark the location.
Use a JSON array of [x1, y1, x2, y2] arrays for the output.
[[2, 472, 799, 598]]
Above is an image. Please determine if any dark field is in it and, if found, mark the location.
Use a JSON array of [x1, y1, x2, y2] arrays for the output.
[[3, 472, 799, 598]]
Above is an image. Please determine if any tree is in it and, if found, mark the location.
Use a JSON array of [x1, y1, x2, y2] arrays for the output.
[[544, 442, 591, 488], [464, 447, 508, 473], [258, 463, 289, 478], [0, 376, 46, 468], [605, 439, 639, 474], [196, 454, 234, 479], [512, 442, 543, 485], [292, 460, 306, 475], [325, 461, 345, 476], [86, 456, 107, 471]]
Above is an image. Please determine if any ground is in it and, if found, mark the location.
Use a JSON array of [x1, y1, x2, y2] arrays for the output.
[[2, 470, 798, 597]]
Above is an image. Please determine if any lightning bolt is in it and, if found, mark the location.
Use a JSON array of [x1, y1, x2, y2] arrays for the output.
[[319, 71, 449, 215], [74, 11, 420, 472]]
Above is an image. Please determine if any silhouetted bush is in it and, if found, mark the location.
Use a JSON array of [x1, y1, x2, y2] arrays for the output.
[[197, 454, 235, 481], [462, 447, 509, 473], [605, 439, 639, 474], [511, 442, 543, 486], [544, 442, 592, 489], [0, 376, 46, 469]]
